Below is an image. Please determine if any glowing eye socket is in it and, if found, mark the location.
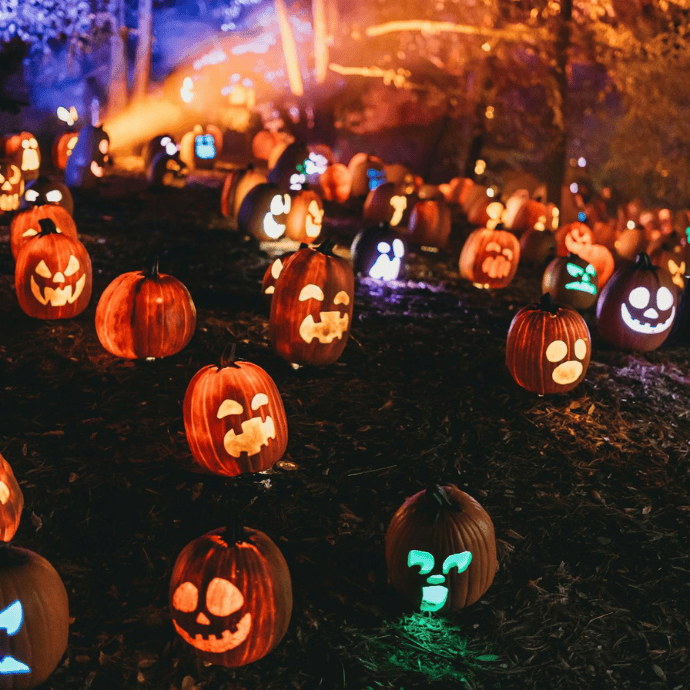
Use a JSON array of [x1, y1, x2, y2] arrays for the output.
[[393, 239, 405, 257], [334, 291, 350, 305], [165, 142, 178, 156], [574, 339, 587, 360], [29, 138, 37, 147], [25, 189, 39, 202], [271, 259, 283, 280], [282, 194, 291, 213], [628, 286, 650, 309], [251, 393, 269, 410], [585, 264, 596, 276], [567, 263, 584, 278], [22, 228, 38, 238], [546, 340, 568, 363], [64, 255, 80, 277], [299, 284, 324, 301], [377, 241, 391, 254], [161, 137, 171, 146], [502, 248, 514, 260], [442, 551, 472, 574], [657, 287, 673, 311], [9, 166, 21, 184], [217, 399, 243, 418], [45, 190, 62, 202], [98, 139, 109, 154], [22, 140, 29, 148], [206, 577, 244, 616], [270, 195, 285, 215], [408, 549, 435, 574], [172, 582, 198, 612], [0, 481, 9, 504], [485, 241, 502, 252], [35, 260, 52, 278]]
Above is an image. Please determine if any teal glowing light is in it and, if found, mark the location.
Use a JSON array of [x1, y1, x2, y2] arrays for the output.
[[408, 549, 434, 574], [408, 550, 473, 613], [565, 261, 597, 294], [443, 551, 472, 574], [420, 585, 448, 612], [0, 600, 30, 675]]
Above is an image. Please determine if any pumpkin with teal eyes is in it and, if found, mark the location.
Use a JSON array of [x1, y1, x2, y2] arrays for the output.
[[542, 254, 599, 310]]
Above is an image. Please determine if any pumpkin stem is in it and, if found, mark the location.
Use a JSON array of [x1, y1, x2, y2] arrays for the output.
[[425, 485, 460, 524], [37, 217, 59, 236], [635, 252, 654, 269], [143, 254, 160, 278], [539, 292, 560, 314], [219, 343, 241, 369], [316, 238, 337, 256], [224, 505, 249, 545]]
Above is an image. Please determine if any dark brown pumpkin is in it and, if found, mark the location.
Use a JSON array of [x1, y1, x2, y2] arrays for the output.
[[404, 199, 452, 248], [519, 228, 557, 269], [363, 182, 414, 228], [541, 253, 599, 310]]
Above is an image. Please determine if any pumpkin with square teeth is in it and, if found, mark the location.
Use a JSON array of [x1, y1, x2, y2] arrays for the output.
[[506, 293, 591, 395], [269, 240, 354, 366], [15, 218, 91, 320], [459, 225, 520, 289], [11, 204, 78, 260], [0, 132, 41, 182], [0, 161, 24, 214], [183, 351, 287, 476]]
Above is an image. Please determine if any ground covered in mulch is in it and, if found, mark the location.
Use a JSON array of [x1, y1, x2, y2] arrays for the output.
[[0, 167, 688, 690]]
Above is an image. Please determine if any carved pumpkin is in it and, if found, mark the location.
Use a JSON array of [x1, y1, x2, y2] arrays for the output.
[[270, 241, 355, 366], [147, 150, 189, 189], [596, 252, 677, 352], [542, 254, 599, 310], [10, 204, 78, 260], [220, 165, 267, 221], [404, 198, 452, 249], [318, 163, 352, 204], [170, 522, 292, 667], [142, 134, 176, 168], [184, 353, 287, 476], [506, 293, 591, 395], [237, 183, 292, 242], [267, 142, 310, 192], [348, 153, 386, 198], [64, 125, 110, 188], [0, 132, 40, 182], [0, 454, 23, 543], [386, 485, 496, 613], [363, 182, 413, 228], [647, 233, 689, 291], [351, 223, 405, 281], [556, 222, 614, 287], [261, 252, 297, 303], [95, 256, 196, 359], [0, 546, 69, 689], [502, 190, 549, 235], [51, 132, 79, 171], [459, 225, 520, 289], [519, 228, 557, 269], [0, 162, 24, 214], [20, 176, 74, 216], [179, 125, 222, 170], [15, 218, 92, 319], [252, 130, 288, 161], [285, 189, 324, 243]]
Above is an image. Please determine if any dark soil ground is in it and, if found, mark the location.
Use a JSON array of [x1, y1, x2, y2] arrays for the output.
[[0, 165, 688, 690]]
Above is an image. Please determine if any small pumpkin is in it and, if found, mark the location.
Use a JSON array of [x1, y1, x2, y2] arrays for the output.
[[237, 183, 292, 242], [404, 198, 452, 249], [459, 224, 520, 289], [179, 124, 222, 170], [142, 134, 176, 168], [95, 255, 196, 359], [10, 203, 78, 260], [347, 153, 386, 198], [170, 521, 292, 667], [285, 188, 324, 243], [220, 165, 267, 221], [318, 163, 352, 204], [261, 252, 298, 303], [647, 232, 689, 290], [64, 125, 110, 188], [541, 253, 599, 310], [20, 176, 74, 216], [0, 161, 24, 214], [351, 223, 406, 281], [439, 176, 474, 206], [596, 252, 677, 352], [252, 129, 288, 161], [385, 485, 497, 613], [502, 190, 549, 235], [519, 228, 557, 269], [0, 454, 23, 543], [51, 132, 79, 171], [362, 182, 414, 228], [147, 150, 189, 189], [267, 141, 310, 192], [615, 223, 647, 262], [0, 132, 40, 182], [555, 221, 593, 257], [506, 293, 591, 395]]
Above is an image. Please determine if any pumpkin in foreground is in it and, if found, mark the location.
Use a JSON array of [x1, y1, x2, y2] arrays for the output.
[[169, 523, 292, 667], [386, 485, 497, 613], [10, 204, 78, 260]]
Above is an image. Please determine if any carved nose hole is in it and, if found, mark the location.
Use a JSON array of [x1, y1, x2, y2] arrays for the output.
[[643, 308, 658, 318], [426, 574, 445, 585], [196, 612, 211, 625], [53, 272, 65, 283]]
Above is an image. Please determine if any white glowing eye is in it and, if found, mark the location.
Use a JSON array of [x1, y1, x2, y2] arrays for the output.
[[165, 142, 178, 155], [64, 255, 80, 277], [270, 195, 285, 215], [22, 140, 29, 149], [377, 241, 391, 254], [545, 340, 568, 363], [502, 248, 514, 260], [628, 286, 650, 309], [25, 189, 39, 202], [161, 137, 171, 146], [35, 260, 52, 278], [217, 399, 243, 418], [485, 241, 502, 252], [574, 338, 587, 360], [29, 138, 37, 147], [656, 287, 673, 311], [0, 481, 9, 504], [206, 577, 244, 616], [271, 259, 283, 279], [45, 190, 62, 202], [251, 393, 269, 410], [299, 284, 324, 301], [393, 239, 405, 258], [334, 291, 350, 305], [283, 194, 291, 213], [99, 139, 109, 154], [22, 228, 38, 238], [172, 582, 198, 612]]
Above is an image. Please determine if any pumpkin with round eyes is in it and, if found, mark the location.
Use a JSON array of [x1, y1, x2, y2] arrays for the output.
[[0, 132, 40, 182], [15, 218, 92, 320], [351, 223, 406, 281], [0, 453, 23, 543], [220, 165, 267, 221], [20, 176, 74, 216], [386, 485, 497, 613], [404, 198, 452, 249], [318, 163, 352, 204], [285, 189, 324, 244], [147, 150, 189, 189], [506, 293, 591, 394], [0, 161, 24, 214], [237, 183, 292, 242], [459, 225, 520, 289], [348, 153, 386, 198], [184, 353, 288, 476], [270, 241, 355, 366], [10, 203, 78, 260], [542, 253, 599, 310], [363, 182, 414, 228], [52, 132, 79, 171], [596, 252, 677, 352], [170, 522, 292, 667], [268, 141, 310, 192], [142, 134, 176, 168], [64, 125, 110, 188]]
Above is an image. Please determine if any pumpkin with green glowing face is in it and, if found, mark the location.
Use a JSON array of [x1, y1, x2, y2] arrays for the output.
[[542, 254, 599, 310]]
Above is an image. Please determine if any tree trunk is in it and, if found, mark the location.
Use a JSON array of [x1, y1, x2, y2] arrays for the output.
[[107, 0, 129, 118], [463, 56, 494, 179], [132, 0, 153, 101]]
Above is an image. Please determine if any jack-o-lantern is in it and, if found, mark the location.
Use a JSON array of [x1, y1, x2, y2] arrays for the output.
[[0, 132, 40, 182], [647, 233, 689, 291], [267, 142, 310, 192], [383, 164, 418, 196], [386, 485, 497, 613], [147, 150, 189, 189], [170, 523, 292, 667], [542, 254, 599, 310], [0, 161, 24, 214], [184, 353, 288, 476], [502, 190, 549, 235], [20, 176, 74, 216], [179, 124, 222, 170], [285, 189, 324, 243], [15, 218, 92, 319], [363, 182, 413, 227], [519, 228, 557, 269], [220, 165, 267, 221], [439, 176, 474, 206], [142, 134, 176, 168], [64, 125, 110, 188], [459, 225, 520, 289], [10, 204, 78, 260], [318, 163, 352, 204], [95, 256, 196, 359], [351, 223, 405, 281], [348, 153, 386, 198], [596, 252, 677, 352], [252, 129, 288, 161], [556, 221, 614, 287], [506, 293, 591, 394], [0, 546, 70, 689], [194, 134, 217, 169], [237, 183, 292, 242], [404, 198, 452, 249], [261, 252, 298, 303], [51, 132, 79, 171], [0, 454, 23, 543], [270, 241, 355, 366]]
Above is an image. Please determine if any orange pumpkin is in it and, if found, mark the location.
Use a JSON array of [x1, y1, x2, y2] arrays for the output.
[[0, 453, 23, 543], [318, 163, 351, 203], [615, 224, 647, 262], [555, 222, 594, 257], [0, 161, 24, 214], [502, 191, 549, 235], [404, 199, 452, 249], [285, 189, 324, 243], [459, 226, 520, 289], [0, 132, 40, 182], [220, 165, 267, 221], [347, 153, 386, 198], [10, 204, 78, 260], [363, 182, 413, 227], [51, 132, 79, 171]]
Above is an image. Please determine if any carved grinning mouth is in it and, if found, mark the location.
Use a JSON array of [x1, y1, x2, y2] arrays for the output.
[[481, 255, 511, 279], [223, 416, 276, 457], [0, 193, 19, 211], [299, 312, 349, 343], [621, 303, 675, 334], [22, 150, 39, 171], [90, 161, 104, 178], [30, 274, 86, 307], [173, 612, 252, 653]]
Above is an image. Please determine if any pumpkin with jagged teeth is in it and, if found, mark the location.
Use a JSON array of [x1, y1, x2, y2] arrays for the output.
[[0, 161, 23, 213], [1, 132, 40, 182]]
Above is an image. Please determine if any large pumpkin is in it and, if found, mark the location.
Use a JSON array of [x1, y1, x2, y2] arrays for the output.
[[0, 132, 40, 182], [270, 241, 354, 366], [15, 218, 92, 320], [95, 256, 196, 359], [0, 161, 24, 214], [362, 182, 413, 227], [385, 485, 497, 613], [21, 176, 74, 216], [170, 523, 292, 667], [318, 163, 351, 204], [11, 204, 78, 260], [506, 293, 591, 395], [596, 252, 677, 352], [0, 454, 23, 543], [0, 546, 69, 689], [541, 253, 599, 310], [220, 165, 267, 221], [404, 198, 452, 249], [459, 225, 520, 289]]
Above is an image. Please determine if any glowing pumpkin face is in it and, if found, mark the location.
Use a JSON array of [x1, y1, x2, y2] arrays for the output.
[[267, 142, 310, 191], [0, 162, 23, 213], [459, 228, 521, 289], [285, 190, 324, 243], [195, 134, 216, 161], [541, 254, 598, 310], [1, 132, 40, 181], [237, 183, 292, 241], [407, 550, 472, 612], [351, 224, 406, 281], [21, 176, 74, 216], [0, 453, 23, 543], [556, 221, 593, 256], [64, 125, 110, 188]]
